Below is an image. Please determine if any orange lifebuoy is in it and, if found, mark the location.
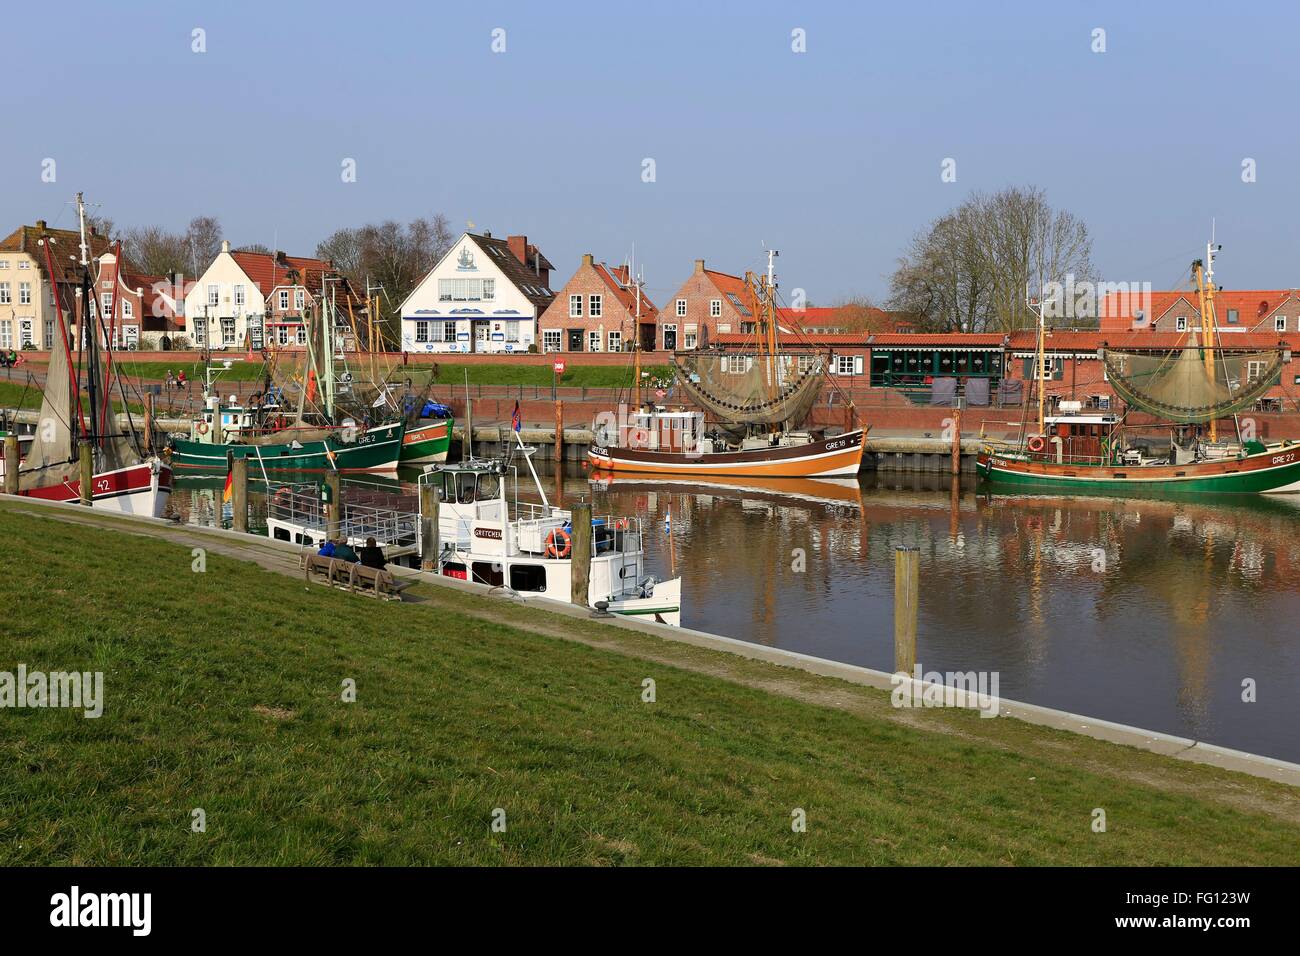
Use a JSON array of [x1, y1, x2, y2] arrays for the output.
[[1028, 435, 1046, 453], [613, 518, 629, 531], [545, 528, 572, 559], [196, 421, 210, 436]]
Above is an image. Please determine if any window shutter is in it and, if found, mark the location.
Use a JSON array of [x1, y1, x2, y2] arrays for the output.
[[1053, 358, 1064, 381], [854, 356, 864, 375]]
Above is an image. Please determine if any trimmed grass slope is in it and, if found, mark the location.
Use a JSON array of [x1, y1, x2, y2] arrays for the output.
[[0, 506, 1296, 865]]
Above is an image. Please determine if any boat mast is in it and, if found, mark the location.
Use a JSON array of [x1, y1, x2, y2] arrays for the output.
[[1035, 294, 1046, 437], [75, 192, 102, 448], [1192, 239, 1219, 442]]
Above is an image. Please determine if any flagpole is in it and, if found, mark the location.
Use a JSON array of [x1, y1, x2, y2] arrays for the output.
[[512, 401, 550, 512]]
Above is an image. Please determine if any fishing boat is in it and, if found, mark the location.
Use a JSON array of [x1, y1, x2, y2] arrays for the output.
[[589, 249, 867, 478], [1, 195, 171, 516], [977, 243, 1300, 495], [399, 401, 454, 465], [168, 276, 406, 474], [264, 440, 683, 625]]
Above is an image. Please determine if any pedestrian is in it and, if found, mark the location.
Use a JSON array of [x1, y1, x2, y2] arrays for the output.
[[176, 369, 187, 390], [333, 539, 360, 563], [165, 369, 175, 390], [358, 537, 387, 570]]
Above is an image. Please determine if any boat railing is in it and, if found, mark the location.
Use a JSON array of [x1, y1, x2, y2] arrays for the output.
[[268, 483, 421, 553]]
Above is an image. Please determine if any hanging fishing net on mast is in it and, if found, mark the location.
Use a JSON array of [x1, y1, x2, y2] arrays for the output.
[[1102, 345, 1284, 424], [671, 351, 827, 427]]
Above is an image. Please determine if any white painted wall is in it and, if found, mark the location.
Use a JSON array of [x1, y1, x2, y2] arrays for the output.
[[182, 244, 267, 348]]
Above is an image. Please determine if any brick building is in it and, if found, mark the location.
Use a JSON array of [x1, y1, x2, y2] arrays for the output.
[[1099, 289, 1300, 334], [539, 254, 658, 352]]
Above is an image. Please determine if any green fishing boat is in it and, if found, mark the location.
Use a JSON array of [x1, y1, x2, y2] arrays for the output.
[[400, 416, 454, 465], [979, 243, 1300, 496], [169, 419, 405, 473]]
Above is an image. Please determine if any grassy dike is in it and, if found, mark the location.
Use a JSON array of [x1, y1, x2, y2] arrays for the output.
[[1, 504, 1298, 866]]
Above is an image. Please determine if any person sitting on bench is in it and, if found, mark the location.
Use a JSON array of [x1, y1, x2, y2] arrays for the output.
[[358, 537, 387, 570], [317, 540, 337, 558], [333, 539, 360, 563]]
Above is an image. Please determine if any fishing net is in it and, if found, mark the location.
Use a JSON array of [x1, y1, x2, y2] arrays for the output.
[[672, 352, 826, 427], [1102, 346, 1284, 423]]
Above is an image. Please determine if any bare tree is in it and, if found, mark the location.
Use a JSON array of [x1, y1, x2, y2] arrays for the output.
[[887, 186, 1094, 332], [184, 216, 222, 276], [122, 225, 190, 276], [233, 243, 273, 255]]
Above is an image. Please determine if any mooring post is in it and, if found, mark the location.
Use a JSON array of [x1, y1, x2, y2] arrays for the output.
[[462, 397, 473, 461], [419, 481, 440, 570], [570, 499, 592, 608], [79, 440, 94, 506], [143, 389, 155, 454], [231, 457, 249, 533], [951, 404, 963, 475], [554, 399, 565, 505], [3, 433, 17, 495], [894, 546, 919, 675], [325, 472, 342, 541]]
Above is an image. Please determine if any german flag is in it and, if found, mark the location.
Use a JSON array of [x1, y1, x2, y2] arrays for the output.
[[222, 464, 234, 503]]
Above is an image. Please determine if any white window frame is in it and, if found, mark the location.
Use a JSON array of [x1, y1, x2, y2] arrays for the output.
[[17, 260, 31, 270], [0, 282, 9, 305], [504, 320, 521, 343], [542, 329, 562, 353], [415, 320, 431, 343], [207, 284, 219, 307], [19, 282, 31, 305], [278, 290, 290, 311], [295, 289, 305, 311], [220, 317, 236, 345], [438, 277, 495, 302], [276, 326, 290, 346], [710, 299, 721, 317], [569, 294, 582, 317], [0, 320, 11, 348], [1276, 316, 1286, 333], [296, 326, 307, 346], [676, 298, 687, 317], [1176, 316, 1187, 332], [684, 331, 697, 349], [607, 330, 621, 352], [588, 330, 602, 352], [123, 301, 133, 318], [234, 284, 245, 307], [589, 294, 602, 318]]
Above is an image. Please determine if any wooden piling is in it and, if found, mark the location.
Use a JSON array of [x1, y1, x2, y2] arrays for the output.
[[420, 481, 440, 570], [570, 499, 592, 608], [554, 399, 565, 505], [144, 389, 155, 453], [950, 405, 962, 475], [79, 441, 93, 506], [894, 546, 919, 675], [3, 433, 17, 495], [231, 457, 249, 532], [325, 472, 342, 540]]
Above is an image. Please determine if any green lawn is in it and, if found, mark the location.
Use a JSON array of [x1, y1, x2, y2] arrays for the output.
[[0, 378, 143, 416], [1, 505, 1297, 865], [117, 360, 266, 383]]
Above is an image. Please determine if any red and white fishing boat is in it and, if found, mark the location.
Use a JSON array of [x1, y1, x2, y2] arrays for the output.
[[589, 249, 866, 479], [3, 194, 171, 517]]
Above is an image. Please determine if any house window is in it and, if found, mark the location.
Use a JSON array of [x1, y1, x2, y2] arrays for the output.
[[0, 283, 9, 304], [589, 294, 602, 317], [0, 320, 10, 347], [296, 326, 306, 345], [415, 320, 430, 343], [797, 354, 815, 374], [123, 301, 133, 318], [543, 330, 562, 352], [1276, 316, 1287, 332], [295, 289, 305, 311], [710, 299, 721, 317], [676, 299, 687, 317], [684, 331, 697, 349], [43, 319, 54, 347], [662, 324, 677, 350], [588, 330, 601, 352], [837, 355, 856, 375], [504, 320, 521, 343], [221, 317, 236, 345], [207, 284, 219, 307], [441, 321, 457, 342], [438, 278, 495, 301], [19, 282, 31, 305], [0, 260, 7, 269], [1246, 360, 1267, 383], [279, 290, 289, 311], [1227, 309, 1239, 324], [607, 330, 622, 352], [234, 284, 245, 307], [276, 326, 289, 346], [1176, 316, 1187, 332], [569, 294, 582, 317], [101, 293, 113, 314], [19, 320, 33, 347], [18, 260, 30, 270]]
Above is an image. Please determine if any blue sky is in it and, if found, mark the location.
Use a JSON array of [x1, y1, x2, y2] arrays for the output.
[[4, 0, 1297, 305]]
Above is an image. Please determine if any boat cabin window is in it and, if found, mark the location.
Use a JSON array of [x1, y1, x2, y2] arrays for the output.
[[509, 564, 548, 593], [472, 561, 503, 587]]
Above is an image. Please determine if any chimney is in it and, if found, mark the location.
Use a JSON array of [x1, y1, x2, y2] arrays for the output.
[[694, 258, 705, 274], [275, 250, 288, 265], [507, 235, 529, 266], [221, 240, 230, 253], [581, 253, 594, 267]]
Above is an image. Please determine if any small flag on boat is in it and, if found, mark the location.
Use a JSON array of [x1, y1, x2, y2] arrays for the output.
[[664, 507, 671, 535], [511, 401, 521, 433], [222, 466, 233, 504]]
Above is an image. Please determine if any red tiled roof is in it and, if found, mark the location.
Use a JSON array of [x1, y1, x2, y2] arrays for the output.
[[229, 250, 361, 306], [1097, 288, 1299, 330], [1007, 329, 1298, 351], [0, 222, 112, 287], [595, 262, 658, 319]]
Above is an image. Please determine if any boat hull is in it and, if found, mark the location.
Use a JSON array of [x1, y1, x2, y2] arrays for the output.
[[399, 418, 453, 465], [589, 429, 866, 478], [169, 421, 405, 473], [10, 459, 172, 517], [977, 443, 1300, 495]]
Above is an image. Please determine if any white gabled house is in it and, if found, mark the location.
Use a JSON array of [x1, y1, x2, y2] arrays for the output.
[[398, 231, 555, 354]]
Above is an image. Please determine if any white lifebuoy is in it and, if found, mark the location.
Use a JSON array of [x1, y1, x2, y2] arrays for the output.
[[1028, 435, 1046, 453]]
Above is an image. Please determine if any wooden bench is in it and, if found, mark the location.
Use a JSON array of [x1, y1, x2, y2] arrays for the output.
[[300, 553, 412, 601]]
